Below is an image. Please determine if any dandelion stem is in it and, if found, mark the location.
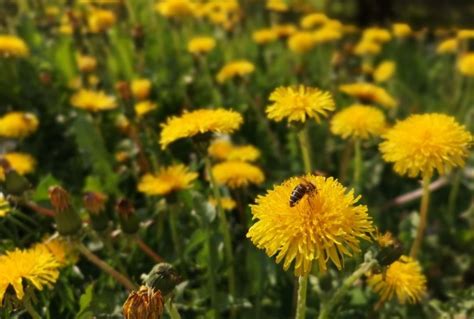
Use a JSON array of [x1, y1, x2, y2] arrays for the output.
[[134, 236, 164, 263], [168, 207, 182, 260], [23, 297, 41, 319], [76, 243, 137, 291], [353, 138, 362, 192], [165, 299, 182, 319], [409, 174, 431, 258], [204, 157, 237, 299], [318, 259, 377, 319], [295, 275, 308, 319], [447, 170, 462, 226], [298, 125, 313, 173]]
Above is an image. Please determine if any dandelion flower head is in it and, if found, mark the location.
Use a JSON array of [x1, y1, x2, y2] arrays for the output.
[[247, 175, 374, 275], [212, 161, 264, 189], [457, 53, 474, 77], [266, 0, 288, 12], [0, 112, 39, 139], [373, 60, 396, 83], [339, 83, 397, 108], [70, 89, 117, 112], [0, 193, 10, 217], [252, 29, 278, 45], [288, 31, 316, 54], [208, 139, 261, 162], [300, 13, 329, 30], [330, 104, 386, 140], [187, 36, 216, 55], [131, 78, 152, 100], [138, 164, 198, 196], [392, 23, 412, 38], [155, 0, 197, 18], [0, 35, 29, 58], [135, 101, 157, 118], [266, 85, 335, 123], [380, 113, 473, 178], [216, 60, 255, 83], [368, 255, 427, 305], [209, 197, 237, 211], [159, 108, 243, 149], [0, 152, 36, 175]]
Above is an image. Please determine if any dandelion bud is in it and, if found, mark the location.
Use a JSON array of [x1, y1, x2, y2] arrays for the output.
[[116, 81, 132, 101], [4, 169, 31, 196], [83, 192, 108, 231], [123, 286, 164, 319], [145, 263, 181, 297], [116, 198, 139, 234], [49, 186, 82, 236]]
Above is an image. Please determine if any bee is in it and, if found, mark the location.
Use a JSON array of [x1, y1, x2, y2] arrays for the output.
[[289, 178, 317, 207]]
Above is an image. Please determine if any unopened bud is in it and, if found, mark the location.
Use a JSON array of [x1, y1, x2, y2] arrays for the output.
[[83, 192, 108, 231], [49, 186, 82, 236], [116, 198, 139, 234], [116, 81, 132, 101], [4, 170, 31, 196], [123, 286, 164, 319], [145, 263, 181, 297]]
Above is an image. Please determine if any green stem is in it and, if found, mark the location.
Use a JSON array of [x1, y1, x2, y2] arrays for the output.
[[165, 299, 182, 319], [318, 260, 377, 319], [295, 275, 308, 319], [353, 139, 362, 193], [168, 205, 182, 259], [23, 297, 41, 319], [205, 157, 237, 299], [409, 174, 432, 258], [206, 229, 218, 313], [447, 170, 461, 225], [297, 125, 313, 173]]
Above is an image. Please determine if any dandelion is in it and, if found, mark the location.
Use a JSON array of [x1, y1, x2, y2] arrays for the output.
[[266, 0, 288, 12], [380, 113, 472, 178], [135, 100, 157, 118], [457, 53, 474, 77], [131, 78, 152, 100], [252, 29, 278, 45], [368, 256, 427, 305], [0, 153, 36, 175], [362, 27, 391, 43], [138, 164, 197, 196], [339, 83, 397, 108], [155, 0, 197, 18], [212, 161, 264, 188], [266, 85, 335, 123], [373, 60, 396, 83], [187, 36, 216, 55], [216, 60, 255, 83], [392, 23, 412, 38], [200, 1, 241, 30], [436, 38, 457, 54], [77, 54, 97, 73], [457, 29, 474, 40], [0, 193, 10, 217], [88, 8, 116, 33], [0, 35, 29, 58], [0, 246, 60, 303], [354, 40, 381, 56], [0, 112, 39, 139], [209, 197, 237, 211], [300, 13, 328, 29], [208, 139, 261, 162], [330, 104, 386, 140], [34, 237, 73, 266], [288, 31, 316, 54], [272, 24, 297, 38], [123, 286, 164, 319], [313, 27, 342, 44], [70, 89, 117, 112], [159, 108, 243, 149], [247, 174, 374, 275]]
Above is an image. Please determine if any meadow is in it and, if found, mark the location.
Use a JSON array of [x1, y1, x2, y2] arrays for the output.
[[0, 0, 473, 318]]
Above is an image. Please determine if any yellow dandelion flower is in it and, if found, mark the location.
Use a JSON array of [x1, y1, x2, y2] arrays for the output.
[[272, 24, 297, 38], [436, 38, 458, 54], [200, 1, 241, 31], [392, 23, 412, 38], [138, 164, 198, 196], [374, 231, 396, 248], [76, 54, 97, 73], [339, 83, 397, 109], [342, 24, 359, 34], [373, 60, 396, 83], [380, 113, 473, 178], [354, 40, 381, 56], [88, 8, 116, 33], [266, 0, 288, 12], [300, 13, 329, 29], [0, 112, 39, 139], [313, 27, 342, 44], [330, 104, 386, 140], [0, 153, 36, 175], [288, 31, 316, 54], [362, 27, 392, 43], [252, 29, 278, 45], [70, 89, 117, 112], [212, 161, 264, 189], [131, 78, 152, 100], [266, 85, 335, 123], [187, 36, 216, 55], [0, 193, 10, 217], [457, 53, 474, 77], [135, 100, 157, 118], [34, 237, 73, 266], [216, 60, 255, 83], [160, 108, 243, 149], [247, 175, 374, 275], [457, 29, 474, 40], [0, 35, 29, 58], [0, 246, 60, 303], [368, 256, 427, 305], [208, 139, 261, 162], [209, 197, 237, 211], [155, 0, 197, 18]]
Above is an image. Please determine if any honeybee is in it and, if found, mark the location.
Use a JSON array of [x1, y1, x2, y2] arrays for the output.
[[289, 178, 317, 207]]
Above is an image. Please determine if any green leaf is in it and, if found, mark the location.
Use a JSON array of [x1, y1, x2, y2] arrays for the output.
[[32, 174, 60, 202], [75, 283, 94, 319]]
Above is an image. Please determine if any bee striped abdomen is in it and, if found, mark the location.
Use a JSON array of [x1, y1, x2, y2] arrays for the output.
[[289, 182, 316, 207]]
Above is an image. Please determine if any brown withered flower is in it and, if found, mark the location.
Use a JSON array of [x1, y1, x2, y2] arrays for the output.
[[123, 286, 164, 319]]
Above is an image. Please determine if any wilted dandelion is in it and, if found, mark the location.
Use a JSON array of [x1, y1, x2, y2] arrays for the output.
[[339, 83, 397, 108], [247, 174, 374, 275], [0, 152, 36, 175], [123, 286, 164, 319], [70, 89, 117, 112], [368, 256, 427, 306], [0, 35, 29, 58], [187, 36, 216, 55], [159, 108, 243, 149], [216, 60, 255, 83], [0, 112, 39, 138], [266, 85, 335, 123], [0, 246, 60, 303], [330, 104, 386, 140], [138, 164, 198, 196], [212, 161, 264, 188]]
